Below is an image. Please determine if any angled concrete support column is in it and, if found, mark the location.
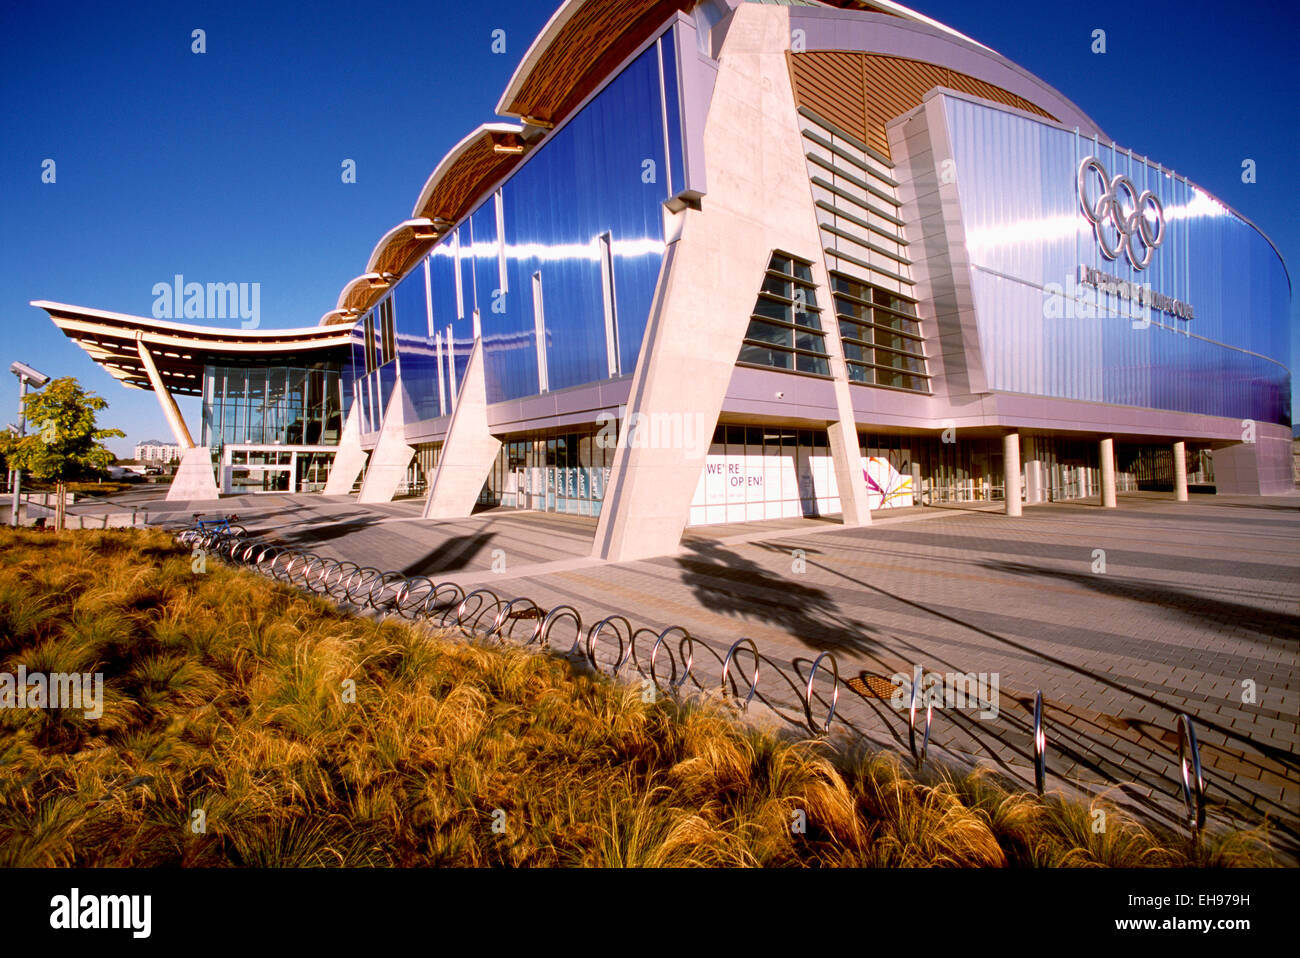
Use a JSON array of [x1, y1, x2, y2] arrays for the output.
[[322, 405, 367, 495], [358, 379, 416, 504], [1003, 432, 1022, 517], [169, 446, 221, 501], [136, 334, 219, 501], [1172, 441, 1189, 501], [595, 4, 862, 561], [1100, 437, 1117, 508], [423, 339, 501, 519]]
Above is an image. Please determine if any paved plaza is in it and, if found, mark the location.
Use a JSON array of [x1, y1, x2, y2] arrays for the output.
[[103, 487, 1300, 852]]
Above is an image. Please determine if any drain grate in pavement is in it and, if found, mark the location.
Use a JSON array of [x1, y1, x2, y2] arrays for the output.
[[847, 673, 899, 699]]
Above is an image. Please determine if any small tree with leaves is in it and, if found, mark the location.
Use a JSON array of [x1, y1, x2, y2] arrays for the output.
[[0, 377, 125, 530]]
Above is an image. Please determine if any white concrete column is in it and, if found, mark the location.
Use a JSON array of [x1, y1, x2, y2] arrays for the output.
[[136, 335, 195, 449], [1172, 440, 1189, 501], [1100, 437, 1117, 508], [423, 339, 502, 519], [322, 404, 367, 495], [358, 379, 416, 504], [1003, 432, 1021, 516]]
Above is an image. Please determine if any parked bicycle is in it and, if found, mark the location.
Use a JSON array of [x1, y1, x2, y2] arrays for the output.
[[178, 512, 247, 547]]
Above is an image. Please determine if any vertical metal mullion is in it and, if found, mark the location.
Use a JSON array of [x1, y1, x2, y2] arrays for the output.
[[446, 324, 458, 411], [453, 230, 464, 320], [435, 331, 446, 417], [599, 231, 620, 377], [532, 271, 549, 394], [656, 37, 673, 198], [423, 257, 434, 339], [495, 189, 508, 296]]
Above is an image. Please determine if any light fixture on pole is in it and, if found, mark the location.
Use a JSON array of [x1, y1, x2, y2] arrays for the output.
[[9, 362, 51, 527]]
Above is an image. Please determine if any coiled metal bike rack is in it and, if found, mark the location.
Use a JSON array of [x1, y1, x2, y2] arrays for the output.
[[648, 626, 695, 695], [721, 638, 760, 710], [422, 582, 465, 628], [537, 605, 582, 654], [908, 670, 933, 771], [492, 597, 547, 644], [366, 571, 407, 612], [1033, 690, 1047, 796], [177, 526, 1232, 830], [393, 577, 434, 619], [585, 616, 633, 677], [1175, 712, 1206, 836], [456, 588, 503, 636], [803, 651, 840, 735]]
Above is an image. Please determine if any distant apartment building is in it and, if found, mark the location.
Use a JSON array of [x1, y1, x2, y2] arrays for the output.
[[134, 440, 182, 463]]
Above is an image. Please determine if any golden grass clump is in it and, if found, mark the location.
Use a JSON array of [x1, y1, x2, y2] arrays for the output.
[[0, 527, 1279, 867]]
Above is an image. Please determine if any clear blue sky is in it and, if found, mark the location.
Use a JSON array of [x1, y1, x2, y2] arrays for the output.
[[2, 0, 1296, 457]]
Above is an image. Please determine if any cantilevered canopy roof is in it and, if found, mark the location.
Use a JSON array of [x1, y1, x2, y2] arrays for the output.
[[334, 272, 391, 320], [496, 1, 995, 128], [321, 126, 527, 326], [497, 0, 694, 125], [33, 301, 353, 396], [410, 123, 526, 222], [366, 218, 439, 277]]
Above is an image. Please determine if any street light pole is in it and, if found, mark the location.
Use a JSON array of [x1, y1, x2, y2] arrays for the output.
[[9, 362, 50, 527], [10, 376, 27, 527]]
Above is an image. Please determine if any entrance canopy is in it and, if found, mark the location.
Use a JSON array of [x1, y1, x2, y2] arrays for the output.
[[33, 301, 353, 397]]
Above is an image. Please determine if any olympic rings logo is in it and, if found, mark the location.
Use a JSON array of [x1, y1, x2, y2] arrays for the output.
[[1077, 156, 1165, 271]]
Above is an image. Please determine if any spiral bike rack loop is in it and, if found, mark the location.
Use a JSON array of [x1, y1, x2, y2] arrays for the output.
[[1175, 713, 1206, 836], [423, 582, 466, 627], [627, 627, 661, 678], [269, 550, 297, 582], [394, 577, 434, 619], [721, 638, 760, 710], [366, 571, 407, 611], [456, 588, 504, 636], [290, 554, 321, 587], [908, 675, 933, 771], [1033, 691, 1047, 796], [649, 626, 695, 695], [492, 597, 547, 643], [323, 561, 359, 598], [537, 605, 583, 654], [343, 567, 381, 605], [586, 616, 633, 677], [803, 651, 840, 735]]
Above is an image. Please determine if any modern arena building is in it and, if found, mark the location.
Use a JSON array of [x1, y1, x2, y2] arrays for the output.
[[35, 0, 1293, 562]]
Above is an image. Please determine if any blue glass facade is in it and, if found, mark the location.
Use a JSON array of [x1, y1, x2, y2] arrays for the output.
[[944, 97, 1291, 425], [347, 30, 683, 430]]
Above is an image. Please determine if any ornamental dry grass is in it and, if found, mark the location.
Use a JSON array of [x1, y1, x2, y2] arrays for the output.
[[0, 528, 1277, 867]]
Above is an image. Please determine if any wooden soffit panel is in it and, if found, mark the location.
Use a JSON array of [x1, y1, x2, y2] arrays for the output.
[[790, 51, 1057, 158], [500, 0, 692, 125]]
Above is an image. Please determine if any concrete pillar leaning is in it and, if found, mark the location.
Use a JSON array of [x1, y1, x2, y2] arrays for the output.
[[1172, 440, 1189, 502], [1100, 437, 1117, 508], [1003, 431, 1022, 517]]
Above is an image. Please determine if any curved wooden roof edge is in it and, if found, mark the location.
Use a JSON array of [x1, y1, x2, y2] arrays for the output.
[[495, 1, 994, 123], [495, 0, 589, 118], [335, 273, 389, 314], [409, 122, 525, 220], [364, 218, 438, 275]]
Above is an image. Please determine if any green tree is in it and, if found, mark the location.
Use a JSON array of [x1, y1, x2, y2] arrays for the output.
[[0, 377, 125, 530]]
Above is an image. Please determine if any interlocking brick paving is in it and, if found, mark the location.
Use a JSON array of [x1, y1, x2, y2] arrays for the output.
[[135, 488, 1300, 852]]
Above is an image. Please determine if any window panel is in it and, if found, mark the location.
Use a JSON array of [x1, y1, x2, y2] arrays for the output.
[[738, 252, 829, 376]]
